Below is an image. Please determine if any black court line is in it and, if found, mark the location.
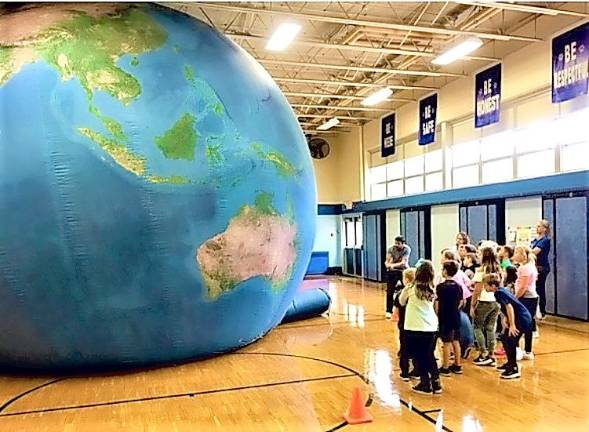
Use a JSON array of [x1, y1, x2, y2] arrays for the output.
[[422, 408, 442, 414], [277, 317, 384, 331], [0, 373, 355, 418], [325, 421, 348, 432], [0, 378, 66, 414], [540, 324, 589, 336], [535, 347, 589, 356]]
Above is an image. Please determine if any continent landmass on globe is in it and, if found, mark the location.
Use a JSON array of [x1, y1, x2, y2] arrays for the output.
[[0, 4, 300, 186], [197, 192, 298, 300]]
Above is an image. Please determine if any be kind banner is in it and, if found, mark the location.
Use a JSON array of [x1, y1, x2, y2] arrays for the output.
[[419, 93, 437, 145], [552, 22, 589, 103], [475, 63, 501, 128]]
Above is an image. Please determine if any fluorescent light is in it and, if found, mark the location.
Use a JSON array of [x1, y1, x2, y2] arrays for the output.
[[361, 87, 393, 106], [317, 117, 340, 130], [266, 23, 301, 51], [432, 37, 483, 65]]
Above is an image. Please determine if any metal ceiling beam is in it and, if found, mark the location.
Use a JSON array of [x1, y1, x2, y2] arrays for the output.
[[284, 91, 415, 102], [275, 77, 436, 91], [195, 3, 541, 42], [295, 113, 371, 120], [227, 33, 497, 62], [456, 1, 589, 18], [260, 59, 464, 78], [302, 129, 352, 134], [291, 103, 389, 112]]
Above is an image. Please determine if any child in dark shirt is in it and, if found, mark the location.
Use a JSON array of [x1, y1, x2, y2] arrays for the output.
[[482, 273, 533, 379], [395, 268, 416, 381], [435, 260, 464, 376]]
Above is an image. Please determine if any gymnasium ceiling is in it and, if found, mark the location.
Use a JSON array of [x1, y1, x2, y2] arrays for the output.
[[165, 2, 589, 135]]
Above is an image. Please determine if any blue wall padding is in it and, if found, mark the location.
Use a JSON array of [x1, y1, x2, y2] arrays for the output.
[[281, 288, 331, 323], [306, 251, 329, 274]]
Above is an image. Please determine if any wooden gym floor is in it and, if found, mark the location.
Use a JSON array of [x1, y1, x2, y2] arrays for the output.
[[1, 277, 588, 431]]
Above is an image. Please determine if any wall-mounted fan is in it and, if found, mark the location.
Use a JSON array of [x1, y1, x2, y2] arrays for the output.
[[307, 136, 331, 159]]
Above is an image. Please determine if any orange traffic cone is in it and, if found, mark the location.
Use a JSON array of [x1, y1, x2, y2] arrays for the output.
[[343, 387, 373, 425]]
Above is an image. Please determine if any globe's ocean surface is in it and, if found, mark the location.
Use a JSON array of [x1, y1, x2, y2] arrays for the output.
[[0, 3, 316, 369]]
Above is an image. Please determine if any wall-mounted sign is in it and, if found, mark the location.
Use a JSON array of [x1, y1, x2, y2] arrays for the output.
[[552, 22, 589, 103], [381, 113, 396, 157], [475, 63, 501, 128], [419, 93, 438, 145]]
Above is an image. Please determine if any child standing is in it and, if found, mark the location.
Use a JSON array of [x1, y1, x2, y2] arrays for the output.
[[499, 245, 514, 270], [512, 246, 539, 360], [482, 273, 533, 379], [435, 260, 464, 376], [400, 260, 441, 395], [395, 268, 416, 381]]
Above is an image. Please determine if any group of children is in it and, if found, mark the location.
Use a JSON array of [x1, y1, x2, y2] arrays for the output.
[[391, 235, 537, 395]]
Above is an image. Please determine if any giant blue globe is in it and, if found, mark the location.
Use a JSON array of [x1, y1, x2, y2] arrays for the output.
[[0, 3, 316, 369]]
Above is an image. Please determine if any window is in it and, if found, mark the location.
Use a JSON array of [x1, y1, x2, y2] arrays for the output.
[[514, 123, 559, 154], [369, 164, 387, 184], [424, 150, 442, 172], [482, 158, 513, 184], [517, 149, 555, 178], [425, 172, 443, 191], [452, 141, 480, 167], [386, 160, 404, 180], [405, 176, 424, 195], [404, 155, 424, 177], [480, 131, 514, 161], [345, 220, 355, 248], [371, 182, 387, 201], [387, 180, 404, 197], [453, 164, 479, 188], [561, 142, 589, 172], [355, 218, 363, 247], [555, 108, 589, 145]]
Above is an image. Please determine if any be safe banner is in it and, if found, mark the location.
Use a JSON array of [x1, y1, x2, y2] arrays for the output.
[[381, 113, 396, 157], [475, 63, 501, 128], [552, 22, 589, 103], [419, 93, 437, 145]]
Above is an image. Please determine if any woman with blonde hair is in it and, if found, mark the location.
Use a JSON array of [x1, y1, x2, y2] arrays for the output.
[[531, 220, 551, 318], [513, 246, 539, 359]]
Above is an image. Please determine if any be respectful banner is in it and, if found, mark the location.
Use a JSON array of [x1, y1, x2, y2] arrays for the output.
[[552, 22, 589, 103], [475, 63, 501, 128], [418, 93, 437, 145], [381, 112, 396, 157]]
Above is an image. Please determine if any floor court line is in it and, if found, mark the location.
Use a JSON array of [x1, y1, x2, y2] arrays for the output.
[[0, 378, 66, 414]]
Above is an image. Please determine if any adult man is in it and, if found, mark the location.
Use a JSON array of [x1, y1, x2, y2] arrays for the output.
[[385, 236, 411, 318]]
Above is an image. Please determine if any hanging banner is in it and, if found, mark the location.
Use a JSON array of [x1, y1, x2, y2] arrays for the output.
[[419, 93, 438, 145], [381, 113, 396, 157], [475, 63, 501, 128], [552, 22, 589, 103]]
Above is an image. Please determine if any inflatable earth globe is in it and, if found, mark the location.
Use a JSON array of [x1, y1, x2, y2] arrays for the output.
[[0, 3, 316, 369]]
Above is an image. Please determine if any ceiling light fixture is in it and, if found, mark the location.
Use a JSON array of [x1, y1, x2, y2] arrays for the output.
[[432, 36, 483, 65], [317, 117, 340, 130], [266, 23, 302, 51], [361, 87, 393, 106]]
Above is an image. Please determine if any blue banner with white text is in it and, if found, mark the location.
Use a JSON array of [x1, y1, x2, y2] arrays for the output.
[[381, 113, 396, 157], [475, 63, 501, 128], [419, 93, 437, 145], [552, 22, 589, 103]]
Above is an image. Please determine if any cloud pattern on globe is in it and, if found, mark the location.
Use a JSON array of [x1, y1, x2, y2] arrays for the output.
[[0, 3, 316, 369]]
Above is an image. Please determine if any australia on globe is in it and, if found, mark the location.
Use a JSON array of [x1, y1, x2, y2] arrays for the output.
[[0, 3, 316, 369]]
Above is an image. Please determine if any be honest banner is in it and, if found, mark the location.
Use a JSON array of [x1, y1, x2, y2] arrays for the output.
[[552, 22, 589, 103], [475, 63, 501, 128], [419, 93, 437, 145], [381, 113, 396, 157]]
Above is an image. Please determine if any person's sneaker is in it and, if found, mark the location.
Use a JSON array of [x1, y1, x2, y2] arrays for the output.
[[412, 382, 432, 394], [431, 380, 443, 394], [385, 312, 392, 319], [474, 355, 493, 366], [501, 367, 521, 379], [522, 352, 535, 360], [462, 346, 473, 359], [399, 371, 410, 382], [438, 367, 452, 377], [409, 369, 420, 380], [496, 363, 509, 372], [449, 364, 463, 374], [486, 356, 497, 367]]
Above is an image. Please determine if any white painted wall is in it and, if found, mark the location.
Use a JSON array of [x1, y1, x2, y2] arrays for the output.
[[505, 197, 543, 240], [431, 204, 460, 268], [385, 209, 401, 250], [313, 214, 342, 267]]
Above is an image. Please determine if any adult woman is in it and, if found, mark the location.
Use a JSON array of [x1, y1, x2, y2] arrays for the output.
[[471, 247, 501, 366], [513, 246, 539, 359], [530, 220, 551, 318]]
